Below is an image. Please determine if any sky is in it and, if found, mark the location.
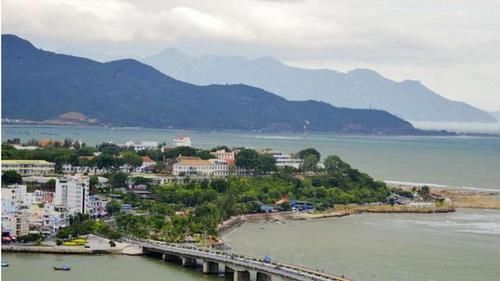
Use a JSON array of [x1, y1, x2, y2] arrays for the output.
[[2, 0, 500, 111]]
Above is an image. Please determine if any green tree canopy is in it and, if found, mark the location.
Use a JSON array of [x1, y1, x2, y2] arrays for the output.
[[301, 154, 319, 172], [109, 172, 128, 189], [235, 148, 260, 170], [259, 153, 277, 174], [297, 148, 321, 160], [2, 170, 22, 185]]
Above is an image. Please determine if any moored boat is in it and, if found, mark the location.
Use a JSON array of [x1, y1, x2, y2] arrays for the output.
[[53, 265, 71, 271], [1, 261, 9, 267]]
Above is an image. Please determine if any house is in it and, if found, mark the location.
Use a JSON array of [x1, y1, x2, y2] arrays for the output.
[[88, 195, 109, 217], [135, 156, 156, 173], [1, 160, 55, 176], [173, 136, 192, 147], [260, 149, 303, 169]]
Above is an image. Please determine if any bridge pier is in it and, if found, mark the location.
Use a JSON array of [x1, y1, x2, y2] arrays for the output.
[[161, 253, 178, 261], [233, 270, 251, 281], [202, 260, 220, 274], [256, 271, 272, 281], [181, 256, 196, 267]]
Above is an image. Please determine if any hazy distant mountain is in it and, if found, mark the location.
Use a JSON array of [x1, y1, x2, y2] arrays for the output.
[[491, 111, 500, 122], [1, 34, 417, 134], [143, 48, 497, 123]]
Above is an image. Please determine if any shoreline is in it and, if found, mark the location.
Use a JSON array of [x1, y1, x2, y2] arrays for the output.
[[4, 123, 499, 138], [218, 184, 500, 239]]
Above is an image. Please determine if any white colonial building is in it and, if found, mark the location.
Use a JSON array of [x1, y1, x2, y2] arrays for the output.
[[173, 157, 213, 176], [1, 160, 55, 176]]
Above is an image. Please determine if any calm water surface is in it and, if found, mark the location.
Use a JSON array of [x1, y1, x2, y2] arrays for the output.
[[223, 209, 500, 281], [1, 253, 219, 281], [3, 125, 500, 189]]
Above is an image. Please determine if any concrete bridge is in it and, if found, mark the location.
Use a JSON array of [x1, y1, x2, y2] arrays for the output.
[[126, 239, 351, 281]]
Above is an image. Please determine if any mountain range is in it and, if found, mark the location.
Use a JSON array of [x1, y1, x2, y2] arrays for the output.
[[491, 111, 500, 122], [1, 34, 418, 134], [143, 49, 496, 123]]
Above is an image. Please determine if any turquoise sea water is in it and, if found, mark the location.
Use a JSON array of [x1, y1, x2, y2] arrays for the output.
[[3, 125, 500, 189]]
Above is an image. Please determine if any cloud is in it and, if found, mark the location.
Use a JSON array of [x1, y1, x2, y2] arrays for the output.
[[2, 0, 500, 110]]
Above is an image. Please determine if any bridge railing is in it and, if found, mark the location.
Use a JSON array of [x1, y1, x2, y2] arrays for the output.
[[125, 238, 352, 281]]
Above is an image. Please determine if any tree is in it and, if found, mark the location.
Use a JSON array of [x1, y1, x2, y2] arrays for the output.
[[196, 150, 216, 160], [95, 154, 119, 170], [109, 172, 128, 189], [259, 154, 277, 174], [106, 200, 122, 216], [323, 155, 351, 173], [97, 143, 121, 155], [121, 151, 143, 172], [2, 170, 22, 185], [235, 148, 260, 170], [297, 148, 321, 161], [89, 175, 99, 195], [301, 154, 319, 172]]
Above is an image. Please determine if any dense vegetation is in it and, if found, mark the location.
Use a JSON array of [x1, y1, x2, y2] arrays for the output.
[[111, 155, 389, 242], [2, 34, 416, 134]]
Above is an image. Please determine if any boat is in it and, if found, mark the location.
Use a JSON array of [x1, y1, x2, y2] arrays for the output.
[[1, 261, 9, 267], [53, 265, 71, 271]]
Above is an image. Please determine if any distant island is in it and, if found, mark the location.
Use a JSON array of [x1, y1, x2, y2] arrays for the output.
[[2, 34, 418, 135]]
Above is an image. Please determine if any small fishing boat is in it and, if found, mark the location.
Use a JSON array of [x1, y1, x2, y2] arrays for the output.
[[1, 261, 9, 267], [53, 265, 71, 271]]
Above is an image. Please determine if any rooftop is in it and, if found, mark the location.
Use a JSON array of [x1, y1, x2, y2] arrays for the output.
[[2, 160, 55, 165]]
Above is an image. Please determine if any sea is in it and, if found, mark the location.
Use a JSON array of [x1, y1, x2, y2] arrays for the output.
[[2, 125, 500, 190]]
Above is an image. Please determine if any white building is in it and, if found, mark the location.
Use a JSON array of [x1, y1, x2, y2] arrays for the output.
[[173, 136, 192, 147], [1, 160, 55, 176], [210, 149, 235, 161], [173, 157, 213, 176], [88, 195, 109, 218], [132, 156, 157, 173], [122, 140, 158, 151], [55, 175, 90, 215], [209, 159, 231, 176], [261, 149, 303, 169], [1, 184, 31, 237], [62, 163, 108, 175]]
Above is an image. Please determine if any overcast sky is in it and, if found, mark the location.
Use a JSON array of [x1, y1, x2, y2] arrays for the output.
[[3, 0, 500, 111]]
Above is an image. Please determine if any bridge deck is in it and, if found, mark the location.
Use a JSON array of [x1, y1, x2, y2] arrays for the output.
[[128, 239, 351, 281]]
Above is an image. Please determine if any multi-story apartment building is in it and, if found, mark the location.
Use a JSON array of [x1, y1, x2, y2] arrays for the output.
[[1, 160, 55, 176], [55, 175, 90, 215]]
